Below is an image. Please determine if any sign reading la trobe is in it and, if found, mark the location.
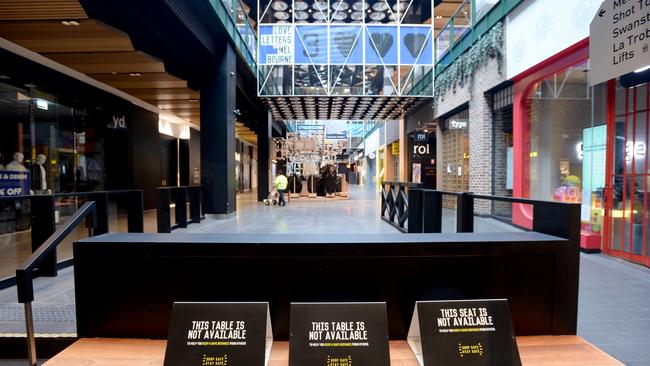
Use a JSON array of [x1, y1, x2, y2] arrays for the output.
[[589, 0, 650, 86]]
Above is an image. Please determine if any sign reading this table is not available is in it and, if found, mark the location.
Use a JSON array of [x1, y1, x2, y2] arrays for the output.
[[589, 0, 650, 86], [289, 302, 390, 366], [163, 302, 273, 366]]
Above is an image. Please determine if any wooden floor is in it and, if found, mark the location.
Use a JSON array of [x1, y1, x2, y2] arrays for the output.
[[43, 336, 622, 366]]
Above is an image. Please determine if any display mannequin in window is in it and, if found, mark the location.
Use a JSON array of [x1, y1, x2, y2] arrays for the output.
[[33, 154, 50, 194], [6, 152, 28, 172]]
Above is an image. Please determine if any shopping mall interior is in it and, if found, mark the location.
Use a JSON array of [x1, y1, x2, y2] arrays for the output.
[[0, 0, 649, 365]]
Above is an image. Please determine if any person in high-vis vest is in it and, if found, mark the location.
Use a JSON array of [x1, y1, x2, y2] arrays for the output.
[[274, 170, 288, 206]]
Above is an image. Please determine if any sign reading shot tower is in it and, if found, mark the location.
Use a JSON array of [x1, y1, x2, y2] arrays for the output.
[[589, 0, 650, 85], [407, 299, 521, 366], [163, 302, 273, 366], [289, 302, 390, 366]]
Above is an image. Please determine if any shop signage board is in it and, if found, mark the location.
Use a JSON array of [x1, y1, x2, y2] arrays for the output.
[[163, 302, 273, 366], [589, 0, 650, 86], [0, 171, 30, 196], [289, 302, 390, 366], [407, 299, 521, 366]]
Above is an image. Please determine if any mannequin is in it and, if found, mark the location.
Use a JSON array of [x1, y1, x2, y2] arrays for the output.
[[34, 154, 48, 191], [6, 152, 28, 172]]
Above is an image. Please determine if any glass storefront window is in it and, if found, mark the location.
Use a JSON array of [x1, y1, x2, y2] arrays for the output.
[[525, 62, 609, 235]]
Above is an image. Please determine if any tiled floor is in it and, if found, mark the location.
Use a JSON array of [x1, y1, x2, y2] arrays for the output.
[[179, 186, 519, 234], [579, 254, 650, 366], [0, 187, 649, 364]]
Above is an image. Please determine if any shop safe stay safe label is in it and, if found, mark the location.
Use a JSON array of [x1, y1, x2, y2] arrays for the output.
[[163, 302, 272, 366], [289, 302, 390, 366], [407, 299, 521, 366]]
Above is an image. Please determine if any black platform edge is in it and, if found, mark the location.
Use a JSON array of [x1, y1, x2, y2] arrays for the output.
[[0, 258, 74, 291], [580, 248, 602, 254], [0, 336, 77, 358]]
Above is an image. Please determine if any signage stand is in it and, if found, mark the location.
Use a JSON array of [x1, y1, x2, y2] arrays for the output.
[[163, 302, 273, 366], [407, 299, 521, 366], [289, 302, 391, 366]]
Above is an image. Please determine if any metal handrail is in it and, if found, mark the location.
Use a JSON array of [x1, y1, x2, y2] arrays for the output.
[[15, 201, 98, 366]]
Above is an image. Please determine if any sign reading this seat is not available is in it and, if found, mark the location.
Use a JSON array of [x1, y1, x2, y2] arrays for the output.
[[407, 299, 521, 366]]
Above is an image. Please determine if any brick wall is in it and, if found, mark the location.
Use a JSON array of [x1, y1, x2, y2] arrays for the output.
[[435, 56, 507, 215]]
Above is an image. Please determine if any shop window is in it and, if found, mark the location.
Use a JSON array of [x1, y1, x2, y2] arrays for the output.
[[491, 85, 513, 221], [525, 61, 608, 236], [441, 108, 469, 208]]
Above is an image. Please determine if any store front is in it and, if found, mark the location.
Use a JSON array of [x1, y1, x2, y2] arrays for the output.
[[0, 46, 174, 235], [511, 39, 650, 267], [439, 107, 469, 208]]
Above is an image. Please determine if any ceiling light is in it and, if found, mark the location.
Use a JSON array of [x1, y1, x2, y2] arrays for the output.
[[61, 20, 80, 26], [129, 72, 142, 77], [634, 65, 650, 73]]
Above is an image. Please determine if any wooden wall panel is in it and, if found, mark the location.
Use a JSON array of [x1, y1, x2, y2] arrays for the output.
[[0, 0, 87, 21]]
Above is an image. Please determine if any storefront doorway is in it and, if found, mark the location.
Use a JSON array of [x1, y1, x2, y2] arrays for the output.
[[604, 81, 650, 267]]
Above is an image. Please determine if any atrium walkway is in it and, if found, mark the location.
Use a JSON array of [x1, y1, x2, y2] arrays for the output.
[[180, 185, 519, 234]]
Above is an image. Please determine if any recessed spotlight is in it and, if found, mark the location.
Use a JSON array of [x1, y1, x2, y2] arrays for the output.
[[61, 20, 80, 26], [128, 72, 142, 77]]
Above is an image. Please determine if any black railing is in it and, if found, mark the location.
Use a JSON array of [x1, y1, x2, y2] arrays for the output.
[[157, 186, 203, 233], [380, 181, 423, 233], [15, 201, 98, 366], [405, 189, 581, 241], [0, 190, 144, 280]]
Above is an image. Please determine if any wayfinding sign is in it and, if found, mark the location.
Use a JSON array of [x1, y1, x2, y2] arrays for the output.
[[407, 299, 521, 366], [589, 0, 650, 86], [163, 302, 273, 366]]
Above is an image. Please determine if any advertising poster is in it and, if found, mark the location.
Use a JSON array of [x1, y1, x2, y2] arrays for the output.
[[412, 163, 422, 183], [0, 171, 30, 196], [259, 25, 294, 64]]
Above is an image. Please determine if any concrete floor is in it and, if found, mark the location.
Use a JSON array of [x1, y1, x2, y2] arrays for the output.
[[0, 186, 649, 364]]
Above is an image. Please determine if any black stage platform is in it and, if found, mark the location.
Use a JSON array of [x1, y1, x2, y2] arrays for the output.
[[73, 231, 579, 340]]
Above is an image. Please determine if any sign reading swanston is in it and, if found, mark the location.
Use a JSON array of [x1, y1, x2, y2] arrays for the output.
[[589, 0, 650, 86]]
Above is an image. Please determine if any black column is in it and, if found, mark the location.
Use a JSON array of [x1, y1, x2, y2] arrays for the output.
[[257, 110, 271, 201], [200, 43, 236, 216]]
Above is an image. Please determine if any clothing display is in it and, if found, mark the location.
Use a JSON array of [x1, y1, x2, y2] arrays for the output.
[[6, 152, 28, 172]]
